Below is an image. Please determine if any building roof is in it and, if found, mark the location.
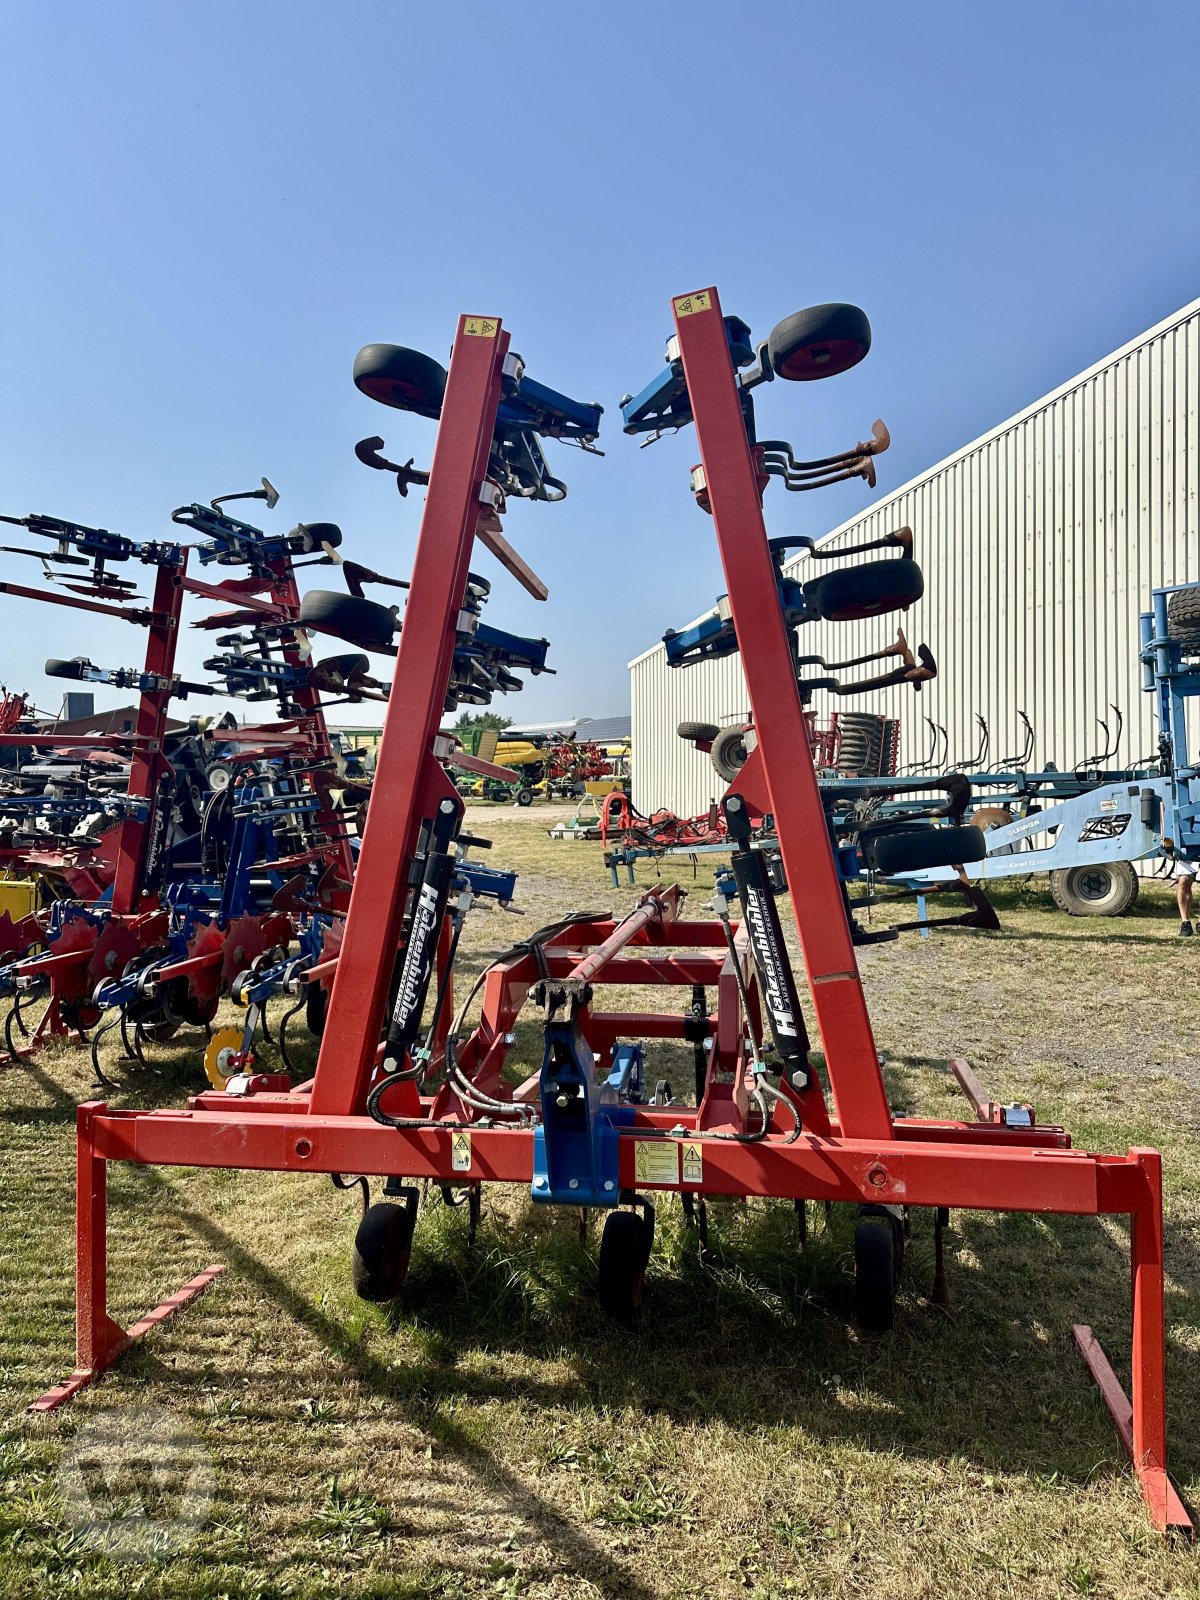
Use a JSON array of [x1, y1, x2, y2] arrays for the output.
[[507, 714, 631, 742], [49, 704, 187, 736]]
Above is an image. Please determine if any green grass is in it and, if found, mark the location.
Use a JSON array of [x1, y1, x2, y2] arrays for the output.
[[2, 811, 1200, 1597]]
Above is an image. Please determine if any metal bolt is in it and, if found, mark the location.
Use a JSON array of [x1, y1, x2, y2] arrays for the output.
[[603, 1180, 615, 1191], [534, 1177, 548, 1190], [568, 1179, 579, 1190]]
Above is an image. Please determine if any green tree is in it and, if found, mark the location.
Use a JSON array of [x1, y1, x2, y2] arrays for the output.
[[452, 710, 513, 734]]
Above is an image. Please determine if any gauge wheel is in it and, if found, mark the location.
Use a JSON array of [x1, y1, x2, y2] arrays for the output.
[[598, 1207, 654, 1324], [352, 1200, 416, 1302]]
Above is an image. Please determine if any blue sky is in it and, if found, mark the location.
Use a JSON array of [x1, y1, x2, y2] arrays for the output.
[[1, 1, 1196, 726]]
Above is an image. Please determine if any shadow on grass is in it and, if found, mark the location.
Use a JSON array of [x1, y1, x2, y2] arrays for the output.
[[94, 1161, 1200, 1537]]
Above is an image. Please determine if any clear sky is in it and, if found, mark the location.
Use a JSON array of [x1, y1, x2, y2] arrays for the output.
[[1, 1, 1197, 727]]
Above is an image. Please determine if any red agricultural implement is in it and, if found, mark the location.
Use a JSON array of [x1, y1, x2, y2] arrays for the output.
[[31, 295, 1190, 1540]]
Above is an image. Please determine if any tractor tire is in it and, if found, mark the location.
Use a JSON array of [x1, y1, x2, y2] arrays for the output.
[[1167, 587, 1200, 645], [352, 343, 447, 419], [299, 591, 397, 652], [767, 303, 872, 382], [710, 726, 750, 782], [806, 559, 924, 623], [598, 1207, 654, 1324], [867, 824, 987, 875], [352, 1201, 416, 1302], [515, 787, 534, 807], [1049, 861, 1139, 917], [677, 720, 719, 744]]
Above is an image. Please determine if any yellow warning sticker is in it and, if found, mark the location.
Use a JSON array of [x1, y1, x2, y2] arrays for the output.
[[673, 291, 712, 318], [681, 1141, 703, 1185], [634, 1140, 679, 1185], [451, 1131, 472, 1172], [463, 316, 499, 338]]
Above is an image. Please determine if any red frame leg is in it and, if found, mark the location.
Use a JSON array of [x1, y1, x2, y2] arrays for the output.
[[1074, 1149, 1192, 1538], [29, 1103, 224, 1414]]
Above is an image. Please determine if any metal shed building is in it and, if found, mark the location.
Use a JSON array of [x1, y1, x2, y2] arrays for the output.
[[630, 295, 1200, 817]]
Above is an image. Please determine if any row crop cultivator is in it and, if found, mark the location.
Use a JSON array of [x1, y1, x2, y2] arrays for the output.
[[0, 488, 406, 1084], [30, 293, 1189, 1540]]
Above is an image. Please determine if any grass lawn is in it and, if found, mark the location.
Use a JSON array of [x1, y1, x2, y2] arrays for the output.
[[2, 806, 1199, 1598]]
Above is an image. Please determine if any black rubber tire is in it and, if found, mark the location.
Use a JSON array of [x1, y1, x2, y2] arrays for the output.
[[291, 520, 343, 552], [299, 590, 396, 651], [352, 1201, 416, 1302], [353, 343, 447, 419], [677, 721, 719, 744], [767, 303, 872, 382], [306, 982, 328, 1038], [45, 658, 88, 680], [1049, 861, 1139, 917], [854, 1214, 896, 1332], [806, 560, 924, 623], [1167, 587, 1200, 644], [867, 824, 987, 875], [515, 787, 534, 808], [598, 1208, 653, 1323], [710, 726, 750, 782]]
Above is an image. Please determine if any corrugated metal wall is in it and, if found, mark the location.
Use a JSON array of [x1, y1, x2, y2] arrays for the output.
[[631, 297, 1200, 816]]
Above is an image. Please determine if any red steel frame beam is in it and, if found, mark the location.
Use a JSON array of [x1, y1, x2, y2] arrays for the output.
[[110, 554, 188, 915], [670, 288, 892, 1140], [309, 315, 509, 1118]]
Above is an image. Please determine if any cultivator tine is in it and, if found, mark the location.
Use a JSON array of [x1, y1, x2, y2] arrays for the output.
[[3, 996, 24, 1059], [7, 988, 28, 1041], [119, 1007, 140, 1065], [90, 1018, 120, 1088], [1000, 710, 1036, 769], [278, 994, 305, 1074], [931, 1207, 950, 1306]]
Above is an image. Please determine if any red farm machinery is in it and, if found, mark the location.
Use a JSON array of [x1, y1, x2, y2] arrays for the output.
[[29, 292, 1190, 1540]]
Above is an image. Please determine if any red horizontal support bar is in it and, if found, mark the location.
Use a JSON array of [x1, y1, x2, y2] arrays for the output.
[[0, 732, 145, 749], [182, 575, 287, 614], [88, 1106, 1114, 1213], [0, 579, 161, 625]]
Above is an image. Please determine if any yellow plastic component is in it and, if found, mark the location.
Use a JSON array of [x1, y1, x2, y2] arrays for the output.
[[204, 1027, 245, 1090], [0, 878, 39, 920]]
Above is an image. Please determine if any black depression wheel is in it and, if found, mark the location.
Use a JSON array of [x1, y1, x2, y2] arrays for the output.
[[677, 720, 719, 744], [854, 1210, 899, 1332], [352, 343, 447, 419], [299, 590, 397, 652], [291, 521, 343, 553], [806, 559, 924, 623], [710, 726, 749, 782], [598, 1208, 654, 1323], [515, 787, 534, 807], [1049, 861, 1139, 917], [352, 1201, 416, 1302], [867, 824, 987, 875], [767, 303, 872, 382]]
